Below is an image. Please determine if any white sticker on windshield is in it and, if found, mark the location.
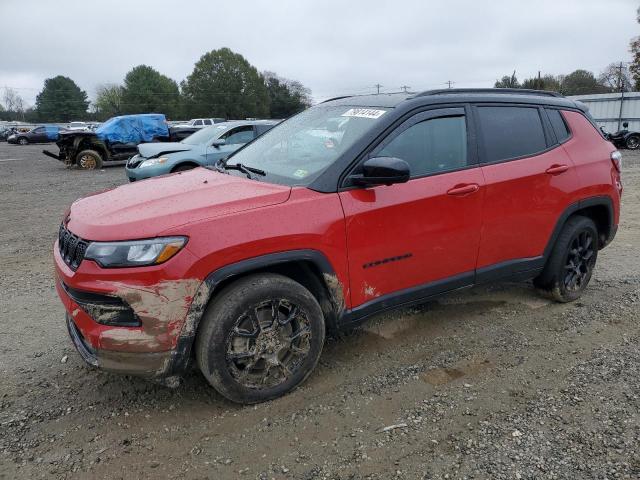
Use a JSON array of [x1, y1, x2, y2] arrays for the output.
[[341, 108, 386, 119]]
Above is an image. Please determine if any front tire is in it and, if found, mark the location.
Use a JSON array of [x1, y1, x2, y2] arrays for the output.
[[172, 163, 196, 173], [196, 274, 326, 404], [18, 137, 28, 145], [534, 215, 598, 302], [75, 149, 103, 170]]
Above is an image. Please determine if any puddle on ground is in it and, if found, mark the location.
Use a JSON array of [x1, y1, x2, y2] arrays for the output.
[[421, 358, 493, 386], [422, 367, 466, 385]]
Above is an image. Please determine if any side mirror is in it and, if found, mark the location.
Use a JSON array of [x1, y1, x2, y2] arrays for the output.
[[623, 122, 629, 128], [210, 139, 226, 148], [350, 156, 410, 187]]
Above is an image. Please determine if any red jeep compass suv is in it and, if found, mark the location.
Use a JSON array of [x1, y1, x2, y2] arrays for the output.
[[55, 89, 622, 403]]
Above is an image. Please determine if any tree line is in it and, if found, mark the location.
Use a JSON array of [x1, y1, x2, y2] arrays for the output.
[[494, 63, 635, 95], [0, 48, 313, 123]]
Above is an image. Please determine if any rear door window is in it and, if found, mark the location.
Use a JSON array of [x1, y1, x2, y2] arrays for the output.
[[477, 106, 547, 162], [546, 109, 571, 143]]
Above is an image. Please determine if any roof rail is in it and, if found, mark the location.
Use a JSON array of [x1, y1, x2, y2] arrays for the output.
[[321, 95, 355, 103], [415, 88, 563, 98]]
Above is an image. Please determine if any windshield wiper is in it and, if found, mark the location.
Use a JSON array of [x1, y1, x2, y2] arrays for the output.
[[213, 159, 265, 179]]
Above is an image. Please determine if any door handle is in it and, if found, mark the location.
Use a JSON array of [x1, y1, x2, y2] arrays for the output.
[[545, 164, 569, 175], [447, 183, 480, 196]]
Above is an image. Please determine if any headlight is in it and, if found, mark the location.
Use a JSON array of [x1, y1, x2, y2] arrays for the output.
[[84, 237, 187, 267], [8, 134, 16, 140], [139, 157, 169, 168]]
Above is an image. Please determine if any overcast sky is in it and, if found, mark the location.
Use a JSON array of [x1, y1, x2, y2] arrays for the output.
[[1, 0, 638, 106]]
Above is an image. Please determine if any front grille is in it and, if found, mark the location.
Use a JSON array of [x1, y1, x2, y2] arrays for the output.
[[58, 224, 89, 270]]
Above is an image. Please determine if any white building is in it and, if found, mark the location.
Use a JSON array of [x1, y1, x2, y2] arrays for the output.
[[569, 92, 640, 133]]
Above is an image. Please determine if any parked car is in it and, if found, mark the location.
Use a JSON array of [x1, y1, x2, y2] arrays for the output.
[[183, 118, 226, 128], [125, 120, 279, 181], [601, 122, 640, 150], [67, 121, 89, 131], [54, 89, 621, 404], [43, 114, 170, 169], [0, 126, 17, 142], [169, 118, 227, 141], [8, 125, 62, 145]]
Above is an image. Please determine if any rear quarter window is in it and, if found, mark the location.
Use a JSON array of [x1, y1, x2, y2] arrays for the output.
[[477, 106, 547, 162], [547, 109, 571, 143]]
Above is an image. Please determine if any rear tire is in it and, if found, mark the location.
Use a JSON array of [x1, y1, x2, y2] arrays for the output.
[[534, 215, 598, 303], [626, 135, 640, 150], [196, 273, 325, 404], [76, 150, 103, 170]]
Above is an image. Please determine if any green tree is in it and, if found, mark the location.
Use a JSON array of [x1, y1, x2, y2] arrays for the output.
[[94, 83, 125, 120], [121, 65, 181, 118], [560, 70, 607, 96], [182, 48, 270, 119], [494, 71, 520, 88], [629, 7, 640, 90], [263, 71, 312, 118], [521, 74, 562, 93], [35, 76, 88, 122]]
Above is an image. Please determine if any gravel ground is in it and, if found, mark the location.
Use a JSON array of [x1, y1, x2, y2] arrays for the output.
[[0, 143, 638, 480]]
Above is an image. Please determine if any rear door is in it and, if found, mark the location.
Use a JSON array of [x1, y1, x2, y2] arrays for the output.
[[474, 104, 580, 278], [339, 107, 485, 307]]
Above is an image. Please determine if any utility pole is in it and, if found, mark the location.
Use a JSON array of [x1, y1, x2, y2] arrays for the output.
[[400, 85, 411, 93], [617, 61, 625, 131], [374, 83, 383, 94], [446, 80, 455, 89]]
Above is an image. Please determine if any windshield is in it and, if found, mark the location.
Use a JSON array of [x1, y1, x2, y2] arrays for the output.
[[181, 124, 230, 145], [227, 105, 390, 186]]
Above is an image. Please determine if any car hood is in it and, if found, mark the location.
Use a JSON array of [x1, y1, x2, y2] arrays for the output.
[[67, 168, 292, 241], [138, 142, 195, 159]]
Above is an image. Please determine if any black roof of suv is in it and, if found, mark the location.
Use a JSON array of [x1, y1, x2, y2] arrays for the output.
[[297, 89, 590, 192], [322, 88, 585, 111]]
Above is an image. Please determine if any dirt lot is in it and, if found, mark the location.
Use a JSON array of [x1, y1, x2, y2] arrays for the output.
[[0, 142, 639, 480]]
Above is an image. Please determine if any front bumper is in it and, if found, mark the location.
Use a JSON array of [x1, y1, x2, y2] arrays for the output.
[[125, 162, 170, 182], [54, 238, 204, 383], [66, 314, 174, 377]]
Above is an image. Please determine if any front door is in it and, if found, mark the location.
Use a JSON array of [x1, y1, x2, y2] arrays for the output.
[[206, 126, 257, 164], [339, 107, 485, 308]]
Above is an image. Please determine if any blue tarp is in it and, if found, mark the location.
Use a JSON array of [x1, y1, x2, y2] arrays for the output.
[[95, 114, 169, 144], [44, 126, 59, 140]]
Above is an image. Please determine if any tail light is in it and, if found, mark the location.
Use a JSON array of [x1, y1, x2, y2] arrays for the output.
[[611, 151, 622, 172]]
